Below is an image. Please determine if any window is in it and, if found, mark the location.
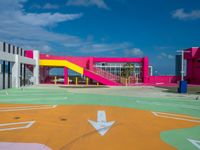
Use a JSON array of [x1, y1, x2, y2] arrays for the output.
[[8, 44, 11, 53], [20, 48, 23, 56], [17, 47, 19, 54], [3, 42, 5, 52], [13, 46, 15, 54]]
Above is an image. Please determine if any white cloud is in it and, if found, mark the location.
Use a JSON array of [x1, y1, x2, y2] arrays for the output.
[[172, 8, 200, 20], [66, 0, 109, 9], [77, 42, 131, 53], [43, 3, 59, 9], [158, 53, 174, 60], [32, 3, 60, 9], [124, 48, 144, 57], [0, 0, 132, 55], [0, 0, 84, 52], [16, 12, 83, 27]]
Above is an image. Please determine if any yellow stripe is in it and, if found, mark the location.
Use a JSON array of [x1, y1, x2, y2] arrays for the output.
[[40, 60, 84, 75]]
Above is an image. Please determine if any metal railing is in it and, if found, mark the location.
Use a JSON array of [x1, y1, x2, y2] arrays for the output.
[[92, 67, 144, 85]]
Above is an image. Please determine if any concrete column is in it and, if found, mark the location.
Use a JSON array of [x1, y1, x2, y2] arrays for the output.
[[12, 55, 20, 88], [64, 67, 68, 85], [33, 50, 39, 85]]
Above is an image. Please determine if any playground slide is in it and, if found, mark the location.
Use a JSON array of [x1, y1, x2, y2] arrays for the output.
[[40, 59, 121, 86]]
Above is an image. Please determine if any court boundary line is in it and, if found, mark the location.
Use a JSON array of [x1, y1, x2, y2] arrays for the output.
[[0, 105, 57, 112], [137, 100, 200, 110], [152, 112, 200, 123], [0, 121, 35, 131]]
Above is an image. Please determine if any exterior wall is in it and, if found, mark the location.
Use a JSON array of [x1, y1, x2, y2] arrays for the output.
[[184, 47, 200, 84], [0, 42, 37, 90], [148, 76, 179, 84], [39, 52, 150, 85]]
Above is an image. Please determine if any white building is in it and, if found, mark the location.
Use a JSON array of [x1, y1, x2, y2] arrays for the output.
[[0, 42, 39, 90]]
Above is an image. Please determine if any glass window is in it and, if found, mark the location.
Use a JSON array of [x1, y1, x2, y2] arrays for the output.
[[0, 60, 3, 73], [8, 44, 11, 53], [20, 48, 23, 56], [17, 47, 19, 54], [3, 42, 5, 52], [13, 46, 15, 54]]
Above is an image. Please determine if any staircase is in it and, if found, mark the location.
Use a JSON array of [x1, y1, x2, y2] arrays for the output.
[[40, 58, 125, 86], [84, 69, 122, 86]]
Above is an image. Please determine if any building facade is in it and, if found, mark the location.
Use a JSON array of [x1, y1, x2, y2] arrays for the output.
[[184, 47, 200, 84], [0, 42, 39, 90]]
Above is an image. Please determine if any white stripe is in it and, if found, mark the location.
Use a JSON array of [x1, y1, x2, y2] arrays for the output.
[[153, 112, 200, 119], [152, 112, 200, 123], [137, 100, 200, 110], [0, 105, 57, 112], [188, 138, 200, 149], [0, 121, 35, 131]]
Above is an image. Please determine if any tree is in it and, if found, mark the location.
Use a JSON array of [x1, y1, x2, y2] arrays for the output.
[[121, 63, 135, 79]]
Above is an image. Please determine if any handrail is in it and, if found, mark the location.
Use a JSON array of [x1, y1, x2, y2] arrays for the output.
[[92, 67, 143, 85], [93, 67, 120, 81]]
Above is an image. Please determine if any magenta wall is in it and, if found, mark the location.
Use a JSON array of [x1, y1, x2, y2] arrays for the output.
[[148, 76, 179, 84], [184, 47, 200, 84], [25, 50, 33, 58]]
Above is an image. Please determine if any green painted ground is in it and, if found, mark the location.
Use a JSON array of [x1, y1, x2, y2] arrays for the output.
[[0, 87, 200, 117], [161, 126, 200, 150], [0, 86, 200, 149]]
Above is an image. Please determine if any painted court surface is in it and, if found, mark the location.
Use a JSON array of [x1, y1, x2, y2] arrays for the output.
[[0, 86, 200, 150]]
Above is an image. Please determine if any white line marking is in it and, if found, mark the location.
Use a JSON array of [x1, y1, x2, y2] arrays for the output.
[[0, 105, 57, 112], [137, 100, 200, 110], [152, 112, 200, 123], [0, 142, 52, 150], [88, 110, 115, 136], [0, 121, 35, 131], [153, 112, 200, 119], [188, 138, 200, 149]]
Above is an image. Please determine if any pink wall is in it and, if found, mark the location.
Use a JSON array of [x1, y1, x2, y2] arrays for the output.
[[40, 54, 89, 68], [148, 76, 179, 84], [184, 47, 200, 84], [25, 50, 33, 58], [25, 51, 151, 85], [93, 57, 143, 63], [143, 57, 149, 83]]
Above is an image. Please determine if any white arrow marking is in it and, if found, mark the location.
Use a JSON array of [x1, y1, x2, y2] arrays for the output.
[[188, 138, 200, 149], [88, 110, 115, 136]]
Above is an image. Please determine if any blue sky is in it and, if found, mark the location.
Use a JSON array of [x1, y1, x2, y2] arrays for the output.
[[0, 0, 200, 75]]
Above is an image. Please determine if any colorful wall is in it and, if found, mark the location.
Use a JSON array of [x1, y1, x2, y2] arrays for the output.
[[25, 47, 200, 86], [184, 47, 200, 84]]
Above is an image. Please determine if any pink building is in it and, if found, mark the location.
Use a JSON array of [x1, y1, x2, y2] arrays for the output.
[[184, 47, 200, 84], [25, 47, 199, 86]]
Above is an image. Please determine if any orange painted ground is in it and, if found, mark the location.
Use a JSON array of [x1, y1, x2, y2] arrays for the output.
[[0, 104, 199, 150]]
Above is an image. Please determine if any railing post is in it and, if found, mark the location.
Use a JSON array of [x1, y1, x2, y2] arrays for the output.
[[75, 77, 78, 85], [86, 77, 89, 85], [54, 76, 57, 85]]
